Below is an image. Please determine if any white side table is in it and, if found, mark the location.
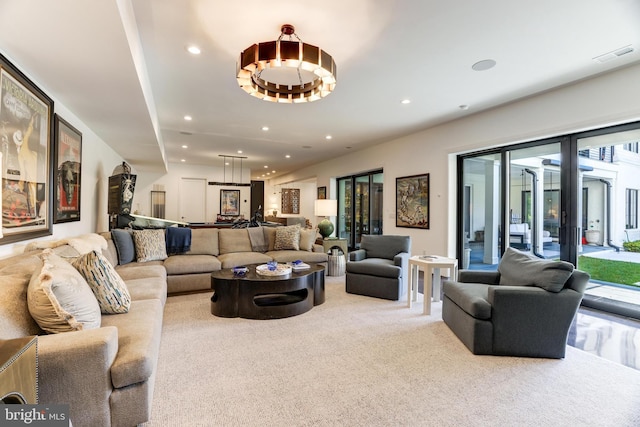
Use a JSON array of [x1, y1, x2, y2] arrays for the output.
[[408, 255, 458, 315]]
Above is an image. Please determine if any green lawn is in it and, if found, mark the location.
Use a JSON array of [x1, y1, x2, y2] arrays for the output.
[[578, 256, 640, 287]]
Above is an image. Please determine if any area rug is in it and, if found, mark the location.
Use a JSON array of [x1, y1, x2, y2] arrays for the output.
[[144, 277, 640, 426]]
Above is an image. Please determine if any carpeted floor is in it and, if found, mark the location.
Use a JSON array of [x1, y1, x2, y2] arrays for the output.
[[144, 276, 640, 426]]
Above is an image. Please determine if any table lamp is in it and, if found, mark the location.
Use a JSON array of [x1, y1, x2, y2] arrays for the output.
[[314, 199, 337, 239]]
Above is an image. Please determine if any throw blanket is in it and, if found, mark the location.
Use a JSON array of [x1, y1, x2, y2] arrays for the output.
[[247, 227, 268, 252], [24, 233, 108, 255], [166, 227, 192, 254]]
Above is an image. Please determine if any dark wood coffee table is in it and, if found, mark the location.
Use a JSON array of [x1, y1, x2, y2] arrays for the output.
[[210, 264, 325, 319]]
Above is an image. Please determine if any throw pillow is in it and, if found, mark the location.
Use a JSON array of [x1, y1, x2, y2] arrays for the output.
[[498, 247, 574, 292], [72, 250, 131, 314], [274, 225, 301, 250], [111, 229, 136, 265], [299, 229, 317, 252], [27, 249, 101, 333], [132, 229, 168, 262]]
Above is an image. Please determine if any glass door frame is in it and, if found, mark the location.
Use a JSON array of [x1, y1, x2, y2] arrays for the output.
[[337, 169, 383, 250]]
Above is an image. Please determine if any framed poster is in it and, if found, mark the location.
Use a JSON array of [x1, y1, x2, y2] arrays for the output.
[[53, 115, 82, 223], [317, 186, 326, 199], [0, 54, 54, 244], [220, 189, 240, 216], [396, 173, 429, 229]]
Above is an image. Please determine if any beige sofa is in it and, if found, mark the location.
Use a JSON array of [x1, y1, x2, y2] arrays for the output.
[[105, 227, 328, 295], [0, 240, 166, 427], [0, 226, 327, 426]]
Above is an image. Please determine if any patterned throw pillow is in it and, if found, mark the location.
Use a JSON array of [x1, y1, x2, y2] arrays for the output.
[[27, 249, 101, 333], [73, 251, 131, 314], [274, 225, 301, 250], [132, 229, 168, 262]]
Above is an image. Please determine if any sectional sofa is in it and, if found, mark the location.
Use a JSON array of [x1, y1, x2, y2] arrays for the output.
[[0, 226, 327, 427]]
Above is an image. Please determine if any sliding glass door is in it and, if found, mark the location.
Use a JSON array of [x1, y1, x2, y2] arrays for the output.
[[458, 121, 640, 316], [337, 170, 383, 250]]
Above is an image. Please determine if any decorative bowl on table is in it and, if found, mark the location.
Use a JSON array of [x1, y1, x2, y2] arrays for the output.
[[256, 262, 292, 276], [232, 266, 248, 276]]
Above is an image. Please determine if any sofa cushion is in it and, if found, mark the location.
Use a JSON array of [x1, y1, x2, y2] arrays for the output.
[[217, 252, 273, 269], [0, 274, 43, 339], [218, 229, 252, 254], [112, 229, 136, 265], [345, 258, 401, 278], [299, 229, 317, 251], [100, 298, 163, 389], [267, 250, 328, 264], [186, 228, 219, 255], [442, 281, 492, 320], [124, 277, 167, 305], [498, 247, 574, 292], [274, 225, 300, 250], [132, 229, 168, 262], [163, 254, 221, 275], [27, 250, 101, 333], [361, 235, 410, 259], [72, 251, 131, 314]]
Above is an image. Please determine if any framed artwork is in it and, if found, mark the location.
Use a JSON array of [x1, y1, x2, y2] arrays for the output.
[[281, 188, 300, 214], [220, 189, 240, 216], [0, 54, 54, 244], [317, 186, 326, 199], [53, 115, 82, 223], [396, 173, 429, 229]]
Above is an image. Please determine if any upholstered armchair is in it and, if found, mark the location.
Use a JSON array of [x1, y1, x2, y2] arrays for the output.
[[346, 235, 411, 300], [442, 247, 589, 358]]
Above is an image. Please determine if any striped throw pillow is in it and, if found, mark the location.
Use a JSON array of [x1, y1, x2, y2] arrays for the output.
[[73, 250, 131, 314]]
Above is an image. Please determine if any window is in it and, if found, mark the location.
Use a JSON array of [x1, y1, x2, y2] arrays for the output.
[[626, 189, 638, 229], [624, 142, 639, 153]]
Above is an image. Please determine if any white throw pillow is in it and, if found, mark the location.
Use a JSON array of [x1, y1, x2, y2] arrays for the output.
[[27, 249, 101, 333]]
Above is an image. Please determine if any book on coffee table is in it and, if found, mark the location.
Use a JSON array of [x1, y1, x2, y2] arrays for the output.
[[289, 262, 310, 270]]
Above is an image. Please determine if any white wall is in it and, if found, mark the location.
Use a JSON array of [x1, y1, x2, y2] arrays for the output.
[[133, 162, 252, 222], [0, 52, 125, 258], [267, 63, 640, 257]]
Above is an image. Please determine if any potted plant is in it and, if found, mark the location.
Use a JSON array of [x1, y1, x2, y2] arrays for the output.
[[585, 220, 600, 245]]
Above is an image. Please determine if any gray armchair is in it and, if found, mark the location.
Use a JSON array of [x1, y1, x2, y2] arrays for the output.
[[346, 235, 411, 300], [442, 247, 589, 358]]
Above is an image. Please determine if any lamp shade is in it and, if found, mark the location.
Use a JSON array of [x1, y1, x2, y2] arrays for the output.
[[314, 199, 337, 217]]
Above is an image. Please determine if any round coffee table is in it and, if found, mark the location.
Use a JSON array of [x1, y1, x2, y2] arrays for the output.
[[210, 263, 325, 319]]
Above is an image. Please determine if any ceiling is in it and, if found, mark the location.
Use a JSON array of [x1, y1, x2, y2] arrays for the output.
[[1, 0, 639, 179]]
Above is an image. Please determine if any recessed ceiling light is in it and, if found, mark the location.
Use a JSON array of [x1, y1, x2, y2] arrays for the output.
[[225, 162, 230, 166], [264, 165, 268, 169], [325, 135, 332, 140], [184, 115, 192, 121], [182, 144, 188, 149], [262, 126, 269, 131], [237, 150, 243, 154], [266, 172, 271, 175], [472, 59, 496, 71], [187, 46, 201, 55], [272, 170, 276, 173], [180, 159, 186, 162], [285, 155, 291, 158], [401, 99, 411, 104]]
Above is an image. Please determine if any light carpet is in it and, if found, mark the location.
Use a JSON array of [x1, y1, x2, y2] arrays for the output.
[[144, 277, 640, 426]]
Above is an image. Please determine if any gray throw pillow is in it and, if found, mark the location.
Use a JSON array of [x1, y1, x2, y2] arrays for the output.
[[111, 229, 135, 265], [498, 247, 574, 292]]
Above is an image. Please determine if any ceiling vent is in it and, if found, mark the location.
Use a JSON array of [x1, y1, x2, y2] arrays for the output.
[[593, 45, 634, 63]]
